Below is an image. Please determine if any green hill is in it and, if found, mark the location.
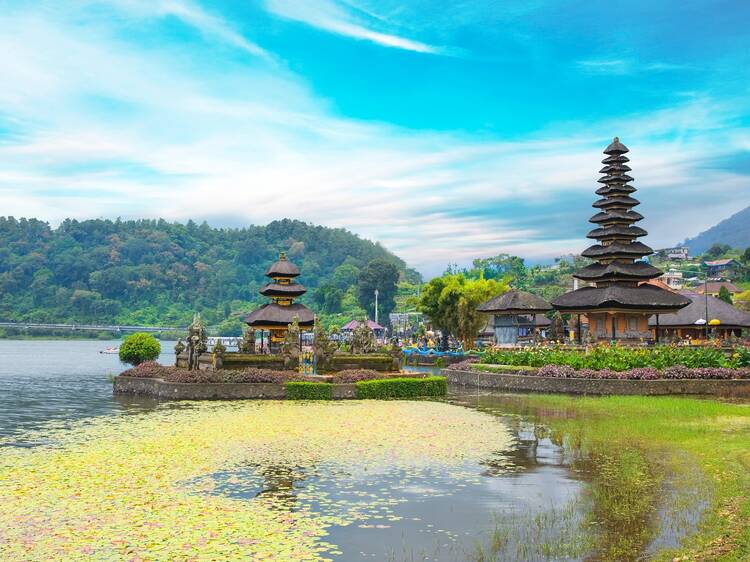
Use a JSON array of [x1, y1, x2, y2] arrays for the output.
[[0, 217, 416, 333]]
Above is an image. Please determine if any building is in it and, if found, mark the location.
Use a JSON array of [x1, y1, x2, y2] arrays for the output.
[[477, 290, 553, 345], [341, 319, 386, 341], [243, 252, 314, 350], [660, 270, 684, 290], [551, 138, 690, 341], [703, 258, 740, 278], [659, 247, 690, 260], [696, 281, 741, 297], [649, 293, 750, 340]]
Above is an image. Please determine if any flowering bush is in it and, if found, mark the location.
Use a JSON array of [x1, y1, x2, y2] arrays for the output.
[[482, 344, 738, 371], [329, 370, 383, 383], [499, 363, 750, 380]]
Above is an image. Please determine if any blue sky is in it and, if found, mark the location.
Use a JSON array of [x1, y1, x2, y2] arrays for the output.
[[1, 0, 749, 276]]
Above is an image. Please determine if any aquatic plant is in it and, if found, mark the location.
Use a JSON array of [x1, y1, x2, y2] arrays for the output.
[[0, 401, 511, 560]]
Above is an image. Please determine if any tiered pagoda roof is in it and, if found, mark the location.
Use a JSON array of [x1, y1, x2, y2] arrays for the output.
[[552, 138, 690, 312], [244, 253, 314, 328]]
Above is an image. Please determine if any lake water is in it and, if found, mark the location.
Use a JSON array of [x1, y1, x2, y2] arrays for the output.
[[0, 340, 703, 560]]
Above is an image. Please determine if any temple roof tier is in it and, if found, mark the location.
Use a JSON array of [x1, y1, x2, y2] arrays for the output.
[[589, 210, 644, 224], [265, 252, 300, 278], [597, 174, 634, 184], [595, 184, 637, 196], [573, 261, 663, 282], [551, 284, 690, 312], [581, 241, 654, 259], [592, 196, 641, 209], [244, 303, 315, 327], [599, 164, 632, 174], [604, 137, 629, 155], [259, 282, 307, 298], [601, 154, 630, 164], [586, 225, 648, 239]]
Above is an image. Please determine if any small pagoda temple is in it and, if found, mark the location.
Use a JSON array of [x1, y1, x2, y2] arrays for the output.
[[477, 290, 552, 345], [552, 138, 690, 341], [244, 252, 314, 350]]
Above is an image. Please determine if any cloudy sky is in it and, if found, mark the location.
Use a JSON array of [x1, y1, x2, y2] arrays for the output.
[[1, 0, 749, 276]]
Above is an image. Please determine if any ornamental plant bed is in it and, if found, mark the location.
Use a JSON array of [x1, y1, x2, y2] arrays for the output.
[[120, 362, 386, 384], [480, 344, 750, 371], [467, 363, 750, 381]]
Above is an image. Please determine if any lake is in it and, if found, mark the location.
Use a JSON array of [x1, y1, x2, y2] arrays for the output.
[[0, 340, 708, 561]]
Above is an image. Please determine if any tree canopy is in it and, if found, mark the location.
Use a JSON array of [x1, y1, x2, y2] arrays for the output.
[[357, 258, 400, 322]]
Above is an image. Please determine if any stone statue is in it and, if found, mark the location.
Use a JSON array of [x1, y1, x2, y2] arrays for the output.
[[174, 339, 185, 366], [281, 316, 301, 370], [388, 337, 403, 370], [350, 321, 376, 354], [212, 338, 226, 370], [186, 314, 208, 371], [239, 327, 256, 354], [313, 323, 339, 372]]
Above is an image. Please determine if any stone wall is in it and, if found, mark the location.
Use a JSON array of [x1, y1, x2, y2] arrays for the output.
[[444, 368, 750, 397], [175, 352, 393, 372], [113, 376, 357, 400]]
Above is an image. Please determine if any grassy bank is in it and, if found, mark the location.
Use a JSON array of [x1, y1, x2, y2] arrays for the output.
[[478, 394, 750, 561]]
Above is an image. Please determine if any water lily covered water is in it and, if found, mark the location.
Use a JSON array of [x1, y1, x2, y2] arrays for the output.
[[0, 400, 525, 560]]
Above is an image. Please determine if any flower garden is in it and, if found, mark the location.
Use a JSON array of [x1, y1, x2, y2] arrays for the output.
[[467, 344, 750, 380]]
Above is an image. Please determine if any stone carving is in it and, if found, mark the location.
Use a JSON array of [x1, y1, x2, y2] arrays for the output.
[[186, 314, 208, 371], [173, 339, 185, 367], [313, 324, 339, 372], [239, 327, 256, 354], [281, 316, 301, 370], [389, 337, 404, 370], [350, 321, 376, 354]]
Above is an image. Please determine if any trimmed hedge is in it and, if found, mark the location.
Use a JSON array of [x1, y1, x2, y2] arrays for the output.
[[284, 382, 333, 400], [119, 333, 161, 366], [355, 376, 447, 399]]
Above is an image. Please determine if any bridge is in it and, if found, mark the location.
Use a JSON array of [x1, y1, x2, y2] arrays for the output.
[[0, 322, 183, 334]]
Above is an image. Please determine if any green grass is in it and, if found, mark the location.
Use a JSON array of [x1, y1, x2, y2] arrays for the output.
[[492, 394, 750, 561]]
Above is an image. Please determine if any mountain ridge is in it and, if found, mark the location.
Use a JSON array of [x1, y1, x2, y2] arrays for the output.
[[681, 205, 750, 254]]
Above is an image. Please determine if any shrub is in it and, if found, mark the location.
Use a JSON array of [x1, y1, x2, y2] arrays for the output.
[[284, 382, 333, 400], [355, 376, 447, 399], [479, 363, 750, 380], [119, 333, 161, 366], [481, 344, 734, 371]]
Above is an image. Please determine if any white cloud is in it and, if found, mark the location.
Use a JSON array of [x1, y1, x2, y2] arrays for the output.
[[0, 4, 748, 278], [264, 0, 441, 54]]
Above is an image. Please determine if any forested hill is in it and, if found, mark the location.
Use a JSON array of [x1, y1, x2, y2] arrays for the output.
[[682, 205, 750, 255], [0, 217, 416, 330]]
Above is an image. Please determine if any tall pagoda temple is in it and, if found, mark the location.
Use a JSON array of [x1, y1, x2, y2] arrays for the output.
[[552, 138, 689, 341], [244, 252, 314, 350]]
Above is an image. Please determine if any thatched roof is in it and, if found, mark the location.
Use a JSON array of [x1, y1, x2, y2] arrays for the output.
[[604, 137, 629, 155], [265, 252, 300, 278], [259, 282, 307, 298], [587, 225, 647, 239], [574, 262, 662, 282], [552, 285, 691, 312], [589, 210, 644, 224], [696, 282, 740, 294], [592, 196, 640, 209], [649, 293, 750, 328], [244, 303, 314, 327], [477, 290, 553, 314], [581, 241, 653, 259]]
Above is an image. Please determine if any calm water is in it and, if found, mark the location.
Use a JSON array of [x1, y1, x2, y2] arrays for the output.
[[0, 340, 701, 560]]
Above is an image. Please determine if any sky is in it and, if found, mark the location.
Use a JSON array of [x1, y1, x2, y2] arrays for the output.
[[1, 0, 749, 277]]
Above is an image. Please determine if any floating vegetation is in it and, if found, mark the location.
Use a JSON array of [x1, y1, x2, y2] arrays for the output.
[[0, 401, 514, 560]]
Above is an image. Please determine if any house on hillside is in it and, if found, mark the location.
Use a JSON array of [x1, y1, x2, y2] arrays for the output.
[[703, 258, 740, 278], [696, 281, 740, 298], [660, 270, 684, 289]]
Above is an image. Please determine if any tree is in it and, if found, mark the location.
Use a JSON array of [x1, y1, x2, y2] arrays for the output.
[[418, 273, 508, 350], [313, 283, 344, 313], [468, 254, 527, 287], [357, 258, 399, 322], [705, 243, 731, 259], [718, 285, 733, 304], [119, 332, 161, 366], [742, 247, 750, 264], [735, 290, 750, 312]]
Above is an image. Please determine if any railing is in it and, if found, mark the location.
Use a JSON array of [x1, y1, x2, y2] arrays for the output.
[[0, 322, 182, 333]]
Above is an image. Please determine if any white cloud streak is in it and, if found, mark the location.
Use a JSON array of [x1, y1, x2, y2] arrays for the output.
[[264, 0, 441, 54]]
